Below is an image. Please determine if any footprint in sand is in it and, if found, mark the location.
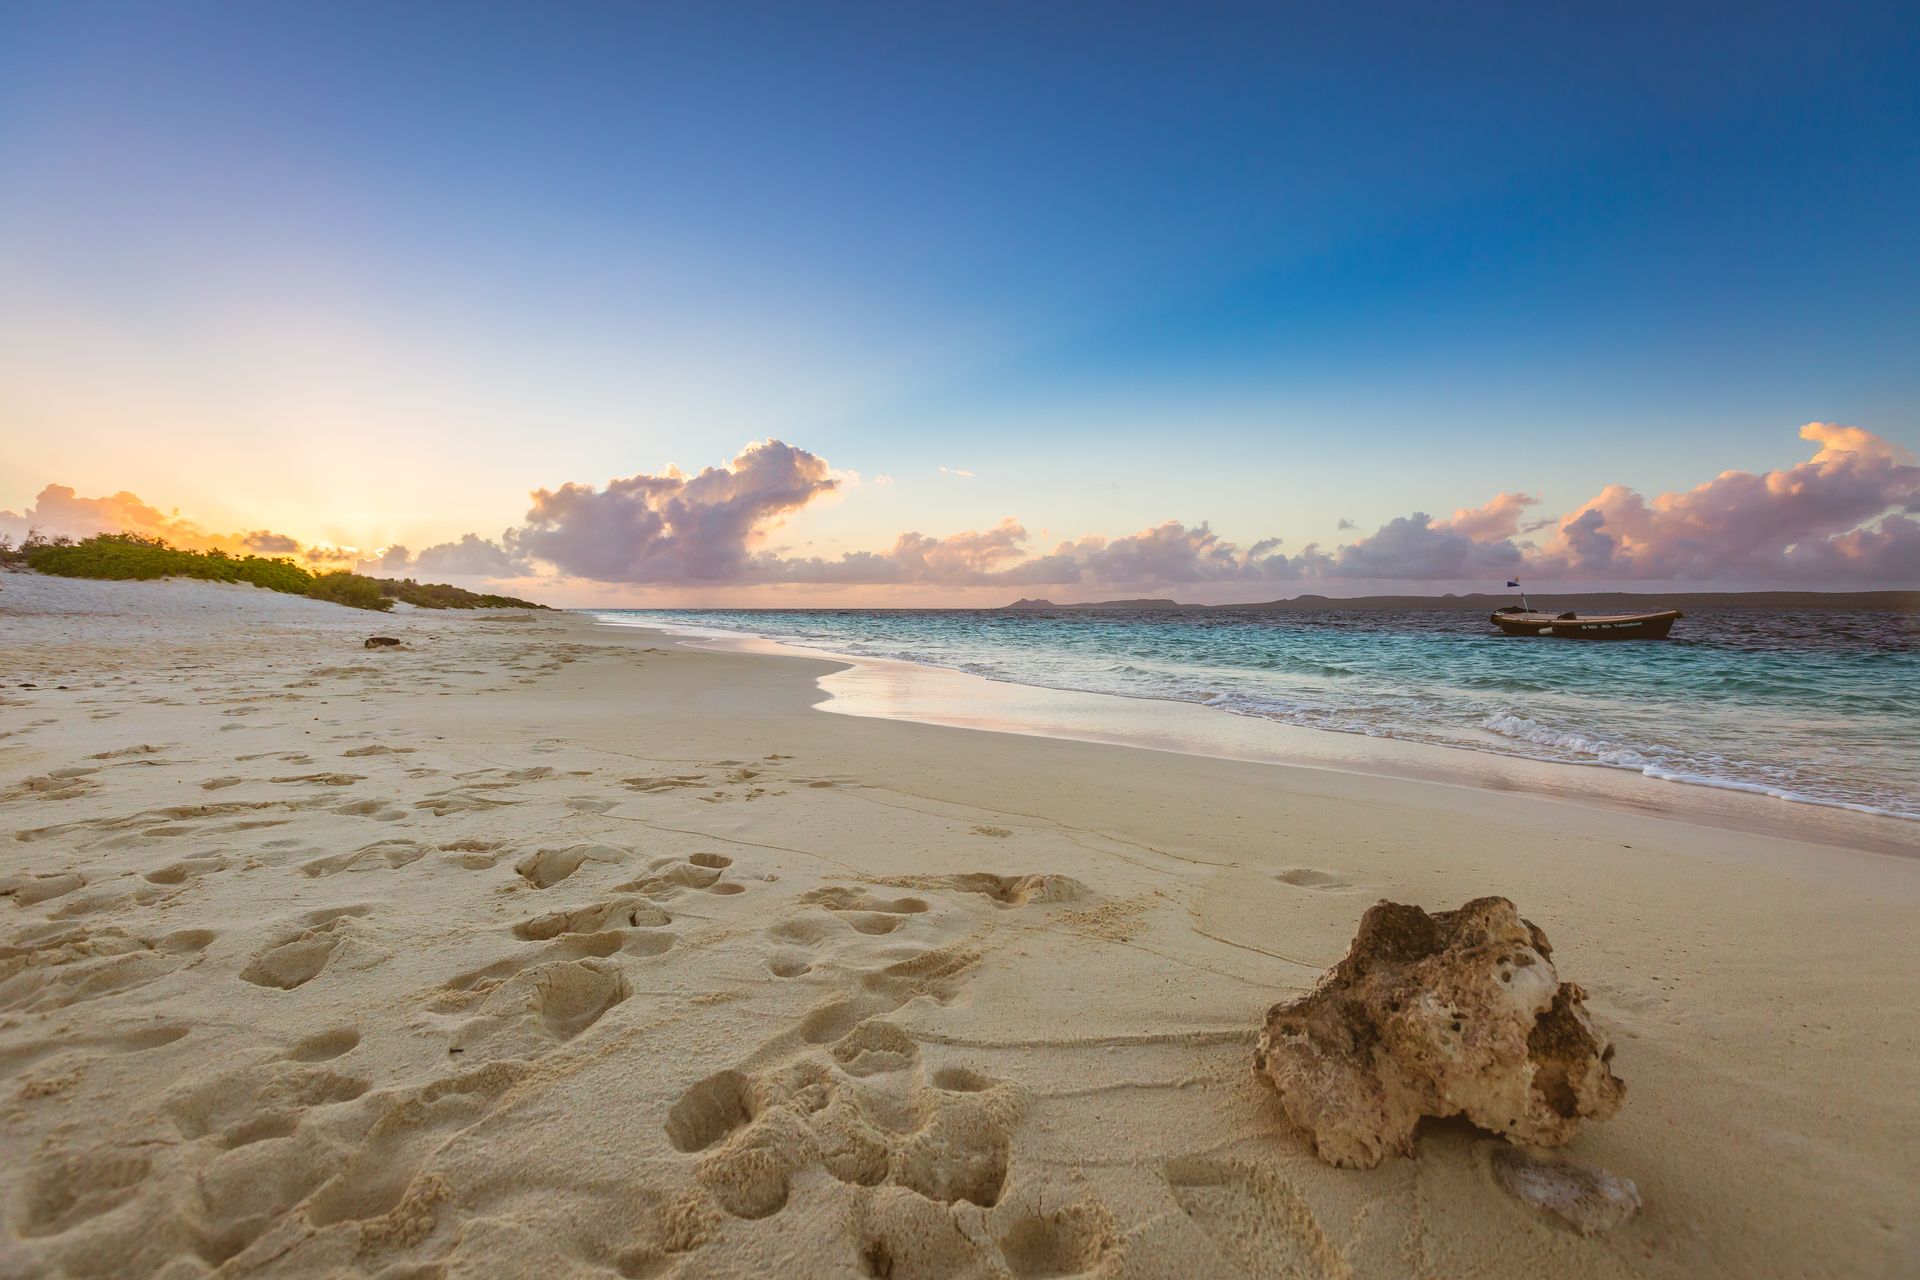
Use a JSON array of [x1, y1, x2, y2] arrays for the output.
[[13, 1148, 154, 1238], [301, 1061, 529, 1235], [438, 927, 671, 1028], [663, 942, 1005, 1222], [1, 870, 87, 905], [0, 1021, 190, 1079], [13, 768, 99, 801], [1162, 1157, 1344, 1279], [868, 872, 1089, 908], [767, 949, 813, 978], [1274, 868, 1352, 891], [1, 925, 215, 1012], [997, 1203, 1120, 1279], [514, 842, 628, 889], [512, 898, 672, 941], [286, 1027, 361, 1062], [439, 837, 504, 869], [111, 1053, 369, 1267], [800, 887, 931, 936], [299, 838, 429, 877], [621, 773, 710, 793], [143, 854, 228, 885], [237, 907, 371, 991], [446, 958, 633, 1061], [416, 789, 512, 816], [611, 853, 743, 898], [164, 1057, 370, 1144]]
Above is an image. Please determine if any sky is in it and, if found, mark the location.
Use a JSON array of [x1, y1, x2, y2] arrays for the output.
[[2, 2, 1916, 605]]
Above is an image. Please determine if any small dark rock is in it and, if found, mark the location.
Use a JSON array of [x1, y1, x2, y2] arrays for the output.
[[364, 637, 403, 649]]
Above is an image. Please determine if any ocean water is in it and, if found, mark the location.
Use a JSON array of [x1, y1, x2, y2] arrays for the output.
[[597, 607, 1920, 821]]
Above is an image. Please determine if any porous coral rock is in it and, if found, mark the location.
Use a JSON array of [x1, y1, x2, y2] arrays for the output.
[[1253, 897, 1624, 1169]]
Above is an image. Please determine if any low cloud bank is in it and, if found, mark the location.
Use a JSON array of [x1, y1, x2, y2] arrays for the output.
[[8, 423, 1914, 595], [477, 423, 1915, 589], [0, 485, 316, 562]]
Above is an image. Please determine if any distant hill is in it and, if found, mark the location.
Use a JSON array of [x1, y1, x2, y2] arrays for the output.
[[1003, 597, 1181, 611], [1002, 590, 1919, 613]]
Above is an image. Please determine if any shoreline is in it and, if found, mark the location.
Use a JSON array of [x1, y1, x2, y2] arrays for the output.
[[4, 575, 1915, 1278], [597, 612, 1920, 859]]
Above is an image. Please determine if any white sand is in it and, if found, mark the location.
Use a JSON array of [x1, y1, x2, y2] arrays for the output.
[[2, 572, 1915, 1277]]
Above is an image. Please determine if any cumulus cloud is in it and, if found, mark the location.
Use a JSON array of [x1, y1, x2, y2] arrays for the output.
[[1321, 511, 1524, 579], [1529, 423, 1919, 582], [445, 423, 1917, 591], [242, 530, 299, 554], [504, 438, 837, 583], [0, 484, 304, 558], [358, 534, 526, 578], [1442, 492, 1538, 542], [12, 422, 1913, 596]]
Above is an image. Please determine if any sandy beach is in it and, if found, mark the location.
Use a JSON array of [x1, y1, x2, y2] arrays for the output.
[[2, 574, 1915, 1279]]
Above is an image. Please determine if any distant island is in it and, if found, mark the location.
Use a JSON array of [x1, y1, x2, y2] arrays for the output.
[[1003, 590, 1919, 613]]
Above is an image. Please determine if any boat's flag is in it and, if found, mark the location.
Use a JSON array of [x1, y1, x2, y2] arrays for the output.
[[1506, 579, 1521, 588]]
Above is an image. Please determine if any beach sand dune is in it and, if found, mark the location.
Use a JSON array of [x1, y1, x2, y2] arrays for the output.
[[1, 574, 1914, 1277]]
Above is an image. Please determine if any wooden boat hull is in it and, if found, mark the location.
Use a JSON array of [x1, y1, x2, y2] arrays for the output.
[[1488, 609, 1681, 640]]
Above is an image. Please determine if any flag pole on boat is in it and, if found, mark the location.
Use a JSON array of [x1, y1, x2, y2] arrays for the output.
[[1507, 578, 1530, 611]]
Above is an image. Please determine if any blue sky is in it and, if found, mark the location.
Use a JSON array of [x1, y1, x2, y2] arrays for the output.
[[1, 2, 1915, 601]]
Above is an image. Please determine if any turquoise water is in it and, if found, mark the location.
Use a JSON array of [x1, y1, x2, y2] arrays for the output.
[[597, 607, 1920, 821]]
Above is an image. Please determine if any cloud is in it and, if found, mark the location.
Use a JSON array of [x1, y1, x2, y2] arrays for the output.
[[461, 422, 1917, 590], [358, 534, 526, 578], [0, 484, 304, 558], [1528, 422, 1919, 582], [939, 466, 975, 478], [242, 530, 299, 553], [1336, 517, 1356, 531], [1441, 492, 1538, 542], [12, 422, 1913, 597], [1322, 511, 1524, 579], [504, 438, 837, 583]]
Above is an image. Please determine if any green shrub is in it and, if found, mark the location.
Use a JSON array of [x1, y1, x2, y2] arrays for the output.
[[27, 533, 320, 595], [305, 572, 394, 612], [21, 531, 540, 613], [0, 532, 59, 565], [371, 576, 546, 609]]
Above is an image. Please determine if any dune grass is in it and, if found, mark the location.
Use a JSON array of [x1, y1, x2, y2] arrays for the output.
[[3, 532, 545, 612]]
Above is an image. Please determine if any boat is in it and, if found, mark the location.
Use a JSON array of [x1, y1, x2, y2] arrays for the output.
[[1488, 606, 1682, 640]]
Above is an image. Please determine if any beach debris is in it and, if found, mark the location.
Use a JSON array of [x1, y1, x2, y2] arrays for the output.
[[1253, 896, 1624, 1169], [364, 635, 403, 649], [1489, 1144, 1641, 1234]]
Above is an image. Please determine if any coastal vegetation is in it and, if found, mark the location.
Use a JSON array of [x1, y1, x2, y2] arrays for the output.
[[0, 532, 544, 612]]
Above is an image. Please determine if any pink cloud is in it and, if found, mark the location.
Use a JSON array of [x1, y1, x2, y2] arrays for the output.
[[407, 423, 1920, 590], [505, 439, 837, 583], [0, 484, 303, 558], [10, 423, 1914, 595], [1443, 491, 1539, 542], [1530, 422, 1919, 581]]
